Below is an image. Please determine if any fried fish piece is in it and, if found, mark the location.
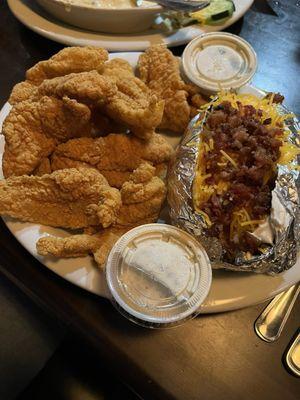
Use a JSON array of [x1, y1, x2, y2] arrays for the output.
[[38, 66, 164, 140], [26, 46, 108, 85], [36, 228, 126, 267], [50, 133, 174, 187], [8, 47, 108, 104], [40, 96, 93, 141], [51, 133, 173, 170], [2, 96, 93, 177], [36, 164, 166, 267], [38, 71, 117, 106], [138, 44, 205, 133], [8, 81, 39, 105], [2, 99, 56, 178], [0, 168, 121, 229], [33, 157, 52, 176], [100, 58, 134, 79], [90, 111, 126, 135], [101, 58, 164, 140], [116, 163, 166, 227]]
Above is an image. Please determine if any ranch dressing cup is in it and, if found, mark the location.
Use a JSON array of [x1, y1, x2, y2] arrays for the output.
[[182, 32, 257, 95], [105, 224, 212, 328]]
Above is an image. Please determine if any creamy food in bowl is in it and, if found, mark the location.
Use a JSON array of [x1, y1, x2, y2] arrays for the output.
[[36, 0, 162, 33], [60, 0, 157, 8]]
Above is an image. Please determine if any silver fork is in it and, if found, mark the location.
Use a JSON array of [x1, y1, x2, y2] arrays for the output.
[[254, 283, 300, 343], [137, 0, 211, 12]]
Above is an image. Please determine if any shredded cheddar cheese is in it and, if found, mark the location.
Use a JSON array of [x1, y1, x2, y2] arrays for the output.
[[229, 209, 263, 241], [215, 181, 229, 195], [220, 150, 237, 168], [202, 91, 296, 130], [240, 220, 265, 227], [196, 210, 212, 227], [278, 142, 300, 165]]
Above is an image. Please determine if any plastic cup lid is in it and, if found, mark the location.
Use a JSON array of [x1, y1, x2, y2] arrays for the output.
[[182, 32, 257, 94], [105, 224, 212, 327]]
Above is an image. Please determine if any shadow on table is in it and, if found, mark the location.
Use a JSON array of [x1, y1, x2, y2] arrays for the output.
[[18, 24, 63, 68], [17, 334, 140, 400], [251, 0, 278, 15], [0, 273, 65, 400]]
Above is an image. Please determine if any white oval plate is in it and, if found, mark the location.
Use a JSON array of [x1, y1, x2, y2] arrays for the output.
[[1, 52, 299, 313], [8, 0, 254, 51]]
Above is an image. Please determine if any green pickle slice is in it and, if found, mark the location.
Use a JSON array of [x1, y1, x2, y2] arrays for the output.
[[191, 0, 235, 25]]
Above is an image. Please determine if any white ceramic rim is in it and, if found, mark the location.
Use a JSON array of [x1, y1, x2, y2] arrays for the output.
[[7, 0, 255, 51], [182, 31, 258, 93], [105, 224, 212, 323]]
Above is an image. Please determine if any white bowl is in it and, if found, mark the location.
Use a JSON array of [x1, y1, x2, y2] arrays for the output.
[[36, 0, 162, 34]]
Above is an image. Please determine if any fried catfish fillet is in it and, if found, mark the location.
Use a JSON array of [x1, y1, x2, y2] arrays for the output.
[[101, 58, 165, 139], [116, 163, 166, 227], [8, 47, 108, 105], [0, 168, 121, 229], [8, 81, 39, 105], [37, 71, 117, 106], [38, 66, 164, 140], [138, 44, 205, 133], [26, 46, 109, 85], [49, 133, 174, 187], [2, 96, 93, 177], [36, 163, 166, 267], [36, 229, 126, 267]]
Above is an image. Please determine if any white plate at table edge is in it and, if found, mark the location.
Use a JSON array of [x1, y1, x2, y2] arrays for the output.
[[0, 51, 299, 314], [8, 0, 254, 51]]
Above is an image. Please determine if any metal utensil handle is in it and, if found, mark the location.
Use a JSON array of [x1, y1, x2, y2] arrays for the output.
[[150, 0, 210, 12], [286, 331, 300, 377], [255, 283, 300, 343]]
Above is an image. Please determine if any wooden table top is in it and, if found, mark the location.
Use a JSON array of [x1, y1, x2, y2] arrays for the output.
[[0, 1, 299, 399]]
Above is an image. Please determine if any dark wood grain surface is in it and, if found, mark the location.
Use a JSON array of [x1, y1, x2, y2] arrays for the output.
[[0, 1, 300, 399]]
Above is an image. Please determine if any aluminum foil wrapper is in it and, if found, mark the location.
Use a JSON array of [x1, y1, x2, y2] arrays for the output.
[[168, 104, 300, 274]]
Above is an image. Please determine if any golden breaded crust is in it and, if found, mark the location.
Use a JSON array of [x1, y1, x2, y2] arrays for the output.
[[8, 81, 38, 105], [26, 46, 109, 84], [0, 168, 121, 229], [2, 96, 93, 177], [138, 44, 205, 133], [51, 133, 174, 173]]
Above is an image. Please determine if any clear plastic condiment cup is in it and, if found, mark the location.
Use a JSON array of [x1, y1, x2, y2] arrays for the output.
[[182, 32, 257, 95], [105, 224, 212, 328]]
